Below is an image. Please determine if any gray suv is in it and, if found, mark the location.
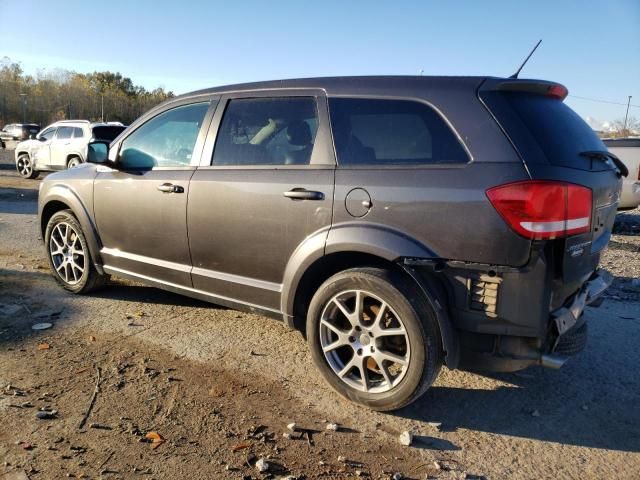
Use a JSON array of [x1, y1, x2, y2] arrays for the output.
[[37, 77, 623, 410]]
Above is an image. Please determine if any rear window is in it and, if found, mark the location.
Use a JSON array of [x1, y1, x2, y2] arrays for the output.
[[487, 92, 607, 169], [92, 126, 125, 141], [328, 98, 468, 166]]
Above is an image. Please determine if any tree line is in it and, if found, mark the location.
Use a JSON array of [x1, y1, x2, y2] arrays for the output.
[[0, 57, 174, 128]]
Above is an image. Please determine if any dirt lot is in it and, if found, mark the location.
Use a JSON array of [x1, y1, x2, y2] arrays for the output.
[[1, 149, 639, 480]]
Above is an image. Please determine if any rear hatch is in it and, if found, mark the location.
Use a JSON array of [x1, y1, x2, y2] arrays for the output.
[[479, 79, 623, 305]]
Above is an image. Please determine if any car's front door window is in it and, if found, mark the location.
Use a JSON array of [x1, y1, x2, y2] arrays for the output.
[[119, 103, 209, 169], [39, 128, 56, 141]]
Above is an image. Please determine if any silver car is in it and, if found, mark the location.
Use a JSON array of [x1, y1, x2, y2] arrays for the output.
[[14, 120, 126, 179]]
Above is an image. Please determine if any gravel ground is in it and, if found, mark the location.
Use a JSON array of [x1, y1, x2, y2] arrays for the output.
[[0, 149, 639, 479]]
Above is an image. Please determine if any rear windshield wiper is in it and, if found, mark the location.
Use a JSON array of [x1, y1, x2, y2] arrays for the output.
[[579, 150, 628, 177]]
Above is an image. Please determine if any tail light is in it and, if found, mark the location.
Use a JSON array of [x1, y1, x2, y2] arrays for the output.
[[486, 180, 592, 240]]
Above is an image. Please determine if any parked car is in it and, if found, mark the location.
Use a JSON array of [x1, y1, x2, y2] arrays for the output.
[[0, 123, 40, 148], [603, 138, 640, 210], [14, 120, 126, 179], [38, 76, 622, 410]]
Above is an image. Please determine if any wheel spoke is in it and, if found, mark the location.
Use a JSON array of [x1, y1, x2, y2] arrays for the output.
[[375, 327, 406, 337], [332, 297, 354, 324], [372, 301, 388, 328], [322, 339, 343, 353], [354, 290, 364, 324], [51, 235, 63, 249], [379, 361, 394, 387], [321, 319, 346, 337], [356, 356, 369, 392], [338, 358, 355, 378], [376, 350, 408, 367]]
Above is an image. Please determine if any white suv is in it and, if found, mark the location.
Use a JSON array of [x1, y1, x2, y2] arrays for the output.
[[603, 138, 640, 210], [14, 120, 126, 179]]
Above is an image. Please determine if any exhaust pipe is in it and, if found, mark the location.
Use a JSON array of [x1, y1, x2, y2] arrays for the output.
[[540, 354, 568, 369]]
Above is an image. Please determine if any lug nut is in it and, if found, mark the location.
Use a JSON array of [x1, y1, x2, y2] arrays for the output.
[[348, 336, 355, 343], [357, 348, 363, 356]]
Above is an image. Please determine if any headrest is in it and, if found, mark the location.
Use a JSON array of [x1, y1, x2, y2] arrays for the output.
[[287, 120, 311, 146]]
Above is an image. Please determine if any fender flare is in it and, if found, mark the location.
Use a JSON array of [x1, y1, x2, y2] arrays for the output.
[[399, 263, 460, 369], [65, 151, 85, 163], [40, 185, 104, 274]]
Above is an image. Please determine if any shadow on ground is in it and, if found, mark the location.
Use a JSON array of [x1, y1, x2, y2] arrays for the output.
[[394, 299, 640, 453]]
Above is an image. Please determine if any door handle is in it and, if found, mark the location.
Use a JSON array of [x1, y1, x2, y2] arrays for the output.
[[283, 189, 324, 201], [157, 183, 184, 193]]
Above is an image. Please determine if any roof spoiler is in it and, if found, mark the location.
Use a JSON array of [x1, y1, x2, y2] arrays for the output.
[[488, 79, 569, 100]]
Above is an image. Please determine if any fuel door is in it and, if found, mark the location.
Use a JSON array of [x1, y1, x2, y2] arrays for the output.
[[345, 187, 372, 218]]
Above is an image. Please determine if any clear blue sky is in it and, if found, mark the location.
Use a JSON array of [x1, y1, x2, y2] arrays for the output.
[[1, 0, 638, 124]]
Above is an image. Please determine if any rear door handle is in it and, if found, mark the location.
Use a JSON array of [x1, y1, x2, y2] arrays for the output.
[[284, 189, 324, 201], [157, 183, 184, 193]]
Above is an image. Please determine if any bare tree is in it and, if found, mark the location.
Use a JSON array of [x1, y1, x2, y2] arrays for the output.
[[608, 117, 640, 138]]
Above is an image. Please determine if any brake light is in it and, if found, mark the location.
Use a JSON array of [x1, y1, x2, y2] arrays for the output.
[[547, 84, 568, 100], [486, 181, 592, 240]]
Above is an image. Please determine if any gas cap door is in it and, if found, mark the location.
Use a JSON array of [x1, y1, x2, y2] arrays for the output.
[[345, 188, 372, 217]]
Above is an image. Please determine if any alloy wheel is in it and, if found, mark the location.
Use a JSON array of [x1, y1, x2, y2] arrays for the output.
[[319, 289, 411, 393], [17, 156, 32, 177], [49, 222, 86, 285], [68, 158, 81, 169]]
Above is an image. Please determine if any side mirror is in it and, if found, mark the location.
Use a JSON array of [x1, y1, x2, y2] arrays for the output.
[[87, 141, 110, 164]]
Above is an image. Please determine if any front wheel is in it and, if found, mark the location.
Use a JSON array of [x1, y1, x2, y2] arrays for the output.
[[45, 210, 108, 293], [16, 153, 39, 179], [306, 267, 442, 411]]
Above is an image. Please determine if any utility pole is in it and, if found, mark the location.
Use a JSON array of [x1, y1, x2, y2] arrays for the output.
[[623, 95, 632, 134], [19, 93, 27, 123]]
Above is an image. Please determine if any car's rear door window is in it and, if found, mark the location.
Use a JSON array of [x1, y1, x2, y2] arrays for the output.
[[212, 97, 319, 166], [328, 98, 469, 166], [92, 126, 125, 142], [72, 127, 84, 139]]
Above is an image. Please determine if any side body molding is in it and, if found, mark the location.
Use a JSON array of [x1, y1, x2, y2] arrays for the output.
[[39, 184, 104, 273]]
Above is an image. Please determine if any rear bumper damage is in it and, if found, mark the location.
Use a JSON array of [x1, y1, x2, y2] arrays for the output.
[[454, 268, 613, 372]]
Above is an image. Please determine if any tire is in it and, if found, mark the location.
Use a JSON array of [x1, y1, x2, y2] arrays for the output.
[[306, 267, 442, 411], [67, 156, 82, 169], [44, 210, 107, 293], [16, 153, 39, 179]]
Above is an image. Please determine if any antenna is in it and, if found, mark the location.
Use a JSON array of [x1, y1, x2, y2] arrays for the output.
[[509, 39, 542, 79]]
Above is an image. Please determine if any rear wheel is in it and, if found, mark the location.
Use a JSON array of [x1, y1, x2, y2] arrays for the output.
[[67, 156, 82, 169], [16, 153, 39, 179], [45, 210, 107, 293], [306, 267, 442, 411]]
